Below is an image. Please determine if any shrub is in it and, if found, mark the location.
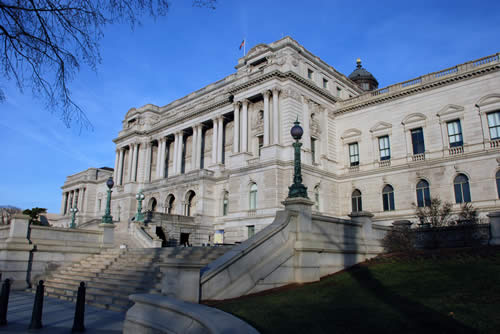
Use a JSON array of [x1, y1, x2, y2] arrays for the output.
[[381, 227, 415, 253], [414, 197, 453, 227]]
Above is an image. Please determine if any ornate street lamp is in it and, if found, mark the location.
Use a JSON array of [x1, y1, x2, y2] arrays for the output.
[[101, 177, 114, 224], [135, 190, 145, 223], [288, 118, 309, 198], [69, 207, 78, 229]]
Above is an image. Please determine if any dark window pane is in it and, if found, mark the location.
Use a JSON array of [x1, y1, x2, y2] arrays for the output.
[[383, 193, 389, 211], [358, 197, 363, 211], [424, 188, 431, 206], [454, 183, 463, 203], [417, 189, 424, 207], [463, 182, 471, 202], [497, 174, 500, 199], [389, 193, 395, 210], [411, 128, 425, 154]]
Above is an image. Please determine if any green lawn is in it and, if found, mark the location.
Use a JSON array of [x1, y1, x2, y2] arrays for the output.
[[211, 248, 500, 334]]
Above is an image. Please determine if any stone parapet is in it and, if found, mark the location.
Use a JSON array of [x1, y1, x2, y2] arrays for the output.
[[124, 294, 259, 334]]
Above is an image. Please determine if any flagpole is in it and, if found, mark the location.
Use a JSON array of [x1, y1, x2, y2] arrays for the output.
[[244, 39, 246, 56]]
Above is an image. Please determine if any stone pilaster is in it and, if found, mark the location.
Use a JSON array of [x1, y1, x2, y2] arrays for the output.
[[131, 143, 139, 182], [233, 102, 240, 153], [144, 142, 152, 183], [191, 126, 197, 171], [302, 96, 311, 150], [117, 148, 124, 185], [241, 100, 249, 152], [173, 133, 179, 175], [263, 90, 271, 146], [217, 116, 224, 164], [127, 145, 134, 182], [196, 124, 203, 169], [113, 149, 119, 182], [272, 88, 280, 144], [178, 131, 184, 174], [211, 118, 218, 165]]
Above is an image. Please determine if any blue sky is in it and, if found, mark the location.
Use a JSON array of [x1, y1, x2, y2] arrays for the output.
[[1, 0, 499, 213]]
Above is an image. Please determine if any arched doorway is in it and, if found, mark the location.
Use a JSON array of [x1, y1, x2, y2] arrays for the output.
[[185, 191, 196, 216], [148, 197, 157, 212]]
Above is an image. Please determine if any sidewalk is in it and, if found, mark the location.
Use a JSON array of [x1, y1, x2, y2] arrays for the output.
[[0, 291, 125, 333]]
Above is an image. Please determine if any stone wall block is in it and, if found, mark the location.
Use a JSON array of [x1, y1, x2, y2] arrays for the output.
[[488, 211, 500, 245]]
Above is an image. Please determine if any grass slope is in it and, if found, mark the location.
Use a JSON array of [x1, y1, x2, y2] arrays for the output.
[[212, 248, 500, 334]]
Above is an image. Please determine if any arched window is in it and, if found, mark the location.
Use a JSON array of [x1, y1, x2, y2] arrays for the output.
[[185, 191, 196, 216], [416, 180, 431, 207], [352, 189, 362, 213], [382, 185, 395, 211], [454, 174, 471, 203], [166, 195, 175, 214], [314, 185, 320, 211], [249, 183, 257, 210], [222, 191, 229, 216], [496, 171, 500, 199], [148, 197, 157, 212]]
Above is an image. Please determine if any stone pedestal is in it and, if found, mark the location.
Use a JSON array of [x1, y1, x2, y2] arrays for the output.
[[349, 211, 374, 241], [282, 197, 318, 283], [99, 223, 116, 247], [488, 211, 500, 245], [159, 261, 206, 303], [7, 214, 30, 243]]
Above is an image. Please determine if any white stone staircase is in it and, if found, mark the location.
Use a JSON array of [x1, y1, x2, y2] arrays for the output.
[[36, 247, 230, 312]]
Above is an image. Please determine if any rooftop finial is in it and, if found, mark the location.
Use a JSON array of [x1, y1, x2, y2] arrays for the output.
[[356, 58, 362, 68]]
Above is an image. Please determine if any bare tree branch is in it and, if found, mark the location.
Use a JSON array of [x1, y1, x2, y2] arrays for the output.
[[0, 0, 216, 130]]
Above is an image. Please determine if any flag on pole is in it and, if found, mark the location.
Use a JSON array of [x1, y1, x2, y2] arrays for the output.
[[239, 39, 245, 50]]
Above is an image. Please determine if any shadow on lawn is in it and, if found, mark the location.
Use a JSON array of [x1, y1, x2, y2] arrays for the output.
[[348, 265, 478, 334]]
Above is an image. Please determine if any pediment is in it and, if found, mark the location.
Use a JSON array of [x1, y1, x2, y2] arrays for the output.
[[370, 121, 392, 133], [341, 128, 362, 140], [402, 113, 427, 125], [476, 94, 500, 107], [246, 44, 272, 59], [437, 104, 464, 117]]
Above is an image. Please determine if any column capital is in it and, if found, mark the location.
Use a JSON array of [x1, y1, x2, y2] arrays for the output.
[[233, 101, 241, 109], [302, 95, 310, 104], [263, 90, 271, 98], [241, 99, 250, 107], [271, 87, 281, 95]]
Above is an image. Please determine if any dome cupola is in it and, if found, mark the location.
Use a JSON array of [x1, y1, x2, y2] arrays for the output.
[[348, 58, 379, 92]]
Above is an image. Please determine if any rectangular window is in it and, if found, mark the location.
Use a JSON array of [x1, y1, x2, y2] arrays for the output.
[[487, 111, 500, 140], [383, 192, 395, 211], [323, 78, 328, 89], [258, 135, 264, 156], [311, 137, 316, 163], [98, 199, 102, 212], [411, 128, 425, 154], [378, 136, 391, 161], [336, 87, 342, 97], [447, 120, 463, 147], [307, 69, 313, 79], [247, 225, 255, 238], [349, 142, 359, 166]]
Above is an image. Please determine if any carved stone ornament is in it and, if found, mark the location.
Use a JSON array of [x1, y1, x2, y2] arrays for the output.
[[281, 88, 302, 102], [252, 109, 264, 132], [311, 113, 322, 137]]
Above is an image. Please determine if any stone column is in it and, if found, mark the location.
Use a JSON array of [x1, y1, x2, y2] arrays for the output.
[[233, 102, 240, 153], [160, 138, 167, 178], [212, 118, 218, 165], [178, 131, 184, 174], [302, 96, 311, 150], [127, 145, 134, 182], [113, 149, 119, 181], [155, 139, 163, 179], [263, 90, 271, 146], [61, 192, 66, 215], [191, 126, 197, 171], [131, 143, 139, 182], [217, 116, 224, 164], [196, 124, 203, 169], [144, 142, 152, 183], [488, 212, 500, 245], [272, 87, 280, 144], [172, 133, 179, 175], [117, 148, 124, 185], [241, 100, 249, 152]]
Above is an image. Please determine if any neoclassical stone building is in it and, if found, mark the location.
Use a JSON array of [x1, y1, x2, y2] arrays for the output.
[[59, 37, 500, 245]]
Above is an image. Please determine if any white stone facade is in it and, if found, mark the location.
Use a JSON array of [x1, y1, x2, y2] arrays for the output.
[[60, 36, 500, 243]]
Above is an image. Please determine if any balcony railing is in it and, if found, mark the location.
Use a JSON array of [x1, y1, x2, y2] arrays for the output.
[[490, 139, 500, 148], [412, 153, 425, 161], [449, 146, 464, 155], [379, 160, 391, 168], [348, 165, 360, 173]]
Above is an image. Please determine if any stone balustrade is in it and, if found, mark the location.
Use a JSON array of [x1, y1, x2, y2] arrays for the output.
[[338, 53, 500, 110]]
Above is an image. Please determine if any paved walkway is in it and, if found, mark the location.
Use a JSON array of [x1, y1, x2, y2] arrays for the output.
[[0, 291, 125, 333]]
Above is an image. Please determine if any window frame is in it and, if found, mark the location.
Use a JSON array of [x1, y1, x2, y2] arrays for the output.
[[447, 119, 463, 147], [349, 142, 360, 166], [416, 180, 431, 207], [249, 183, 257, 210], [453, 174, 471, 204], [378, 135, 391, 161], [487, 111, 500, 140], [382, 185, 395, 211], [411, 127, 425, 155], [351, 189, 362, 213], [322, 78, 328, 89], [247, 225, 255, 238], [307, 68, 314, 80], [222, 191, 229, 216], [496, 170, 500, 199]]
